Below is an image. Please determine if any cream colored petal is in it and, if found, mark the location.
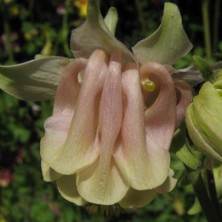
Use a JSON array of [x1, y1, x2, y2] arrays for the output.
[[174, 80, 192, 128], [77, 50, 129, 205], [41, 50, 108, 174], [119, 188, 157, 208], [114, 63, 170, 190], [155, 169, 177, 193], [41, 161, 62, 182], [77, 159, 128, 205], [56, 174, 86, 206]]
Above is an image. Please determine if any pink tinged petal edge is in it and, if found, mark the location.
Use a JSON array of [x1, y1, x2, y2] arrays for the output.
[[41, 50, 108, 175], [77, 50, 129, 205], [142, 62, 176, 188], [114, 62, 175, 191], [56, 174, 86, 206], [142, 62, 177, 152], [174, 80, 193, 128]]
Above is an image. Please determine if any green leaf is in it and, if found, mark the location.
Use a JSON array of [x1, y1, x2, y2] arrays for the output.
[[70, 0, 135, 64], [188, 197, 201, 215], [132, 3, 192, 65], [0, 56, 70, 101]]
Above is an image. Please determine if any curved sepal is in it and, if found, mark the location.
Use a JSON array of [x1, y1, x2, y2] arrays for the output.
[[104, 7, 118, 35], [132, 3, 192, 65], [70, 0, 135, 64], [0, 56, 70, 101]]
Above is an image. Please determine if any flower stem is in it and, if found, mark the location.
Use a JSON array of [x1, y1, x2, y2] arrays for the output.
[[205, 158, 222, 220], [213, 0, 220, 53], [201, 0, 212, 57], [186, 166, 221, 222], [62, 0, 72, 57]]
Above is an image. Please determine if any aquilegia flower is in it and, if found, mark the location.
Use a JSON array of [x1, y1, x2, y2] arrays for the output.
[[0, 0, 192, 208]]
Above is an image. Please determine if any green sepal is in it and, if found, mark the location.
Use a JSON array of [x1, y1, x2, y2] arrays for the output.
[[132, 2, 192, 65], [176, 143, 201, 170], [70, 0, 135, 64], [104, 7, 118, 35], [0, 56, 70, 101], [171, 125, 201, 170]]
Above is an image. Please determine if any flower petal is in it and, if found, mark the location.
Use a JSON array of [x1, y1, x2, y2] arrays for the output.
[[142, 62, 176, 151], [117, 62, 175, 189], [0, 56, 70, 100], [41, 50, 108, 175], [119, 188, 157, 208], [56, 174, 86, 206], [41, 161, 62, 182], [155, 169, 177, 193], [174, 80, 192, 127], [171, 66, 204, 86], [70, 0, 135, 64], [77, 50, 129, 205], [114, 63, 170, 190], [132, 3, 192, 65], [77, 160, 129, 205]]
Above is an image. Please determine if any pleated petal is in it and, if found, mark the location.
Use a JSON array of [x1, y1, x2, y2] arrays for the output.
[[119, 188, 157, 208], [142, 62, 177, 151], [77, 160, 128, 205], [41, 161, 62, 182], [41, 50, 108, 174], [56, 175, 86, 206], [77, 51, 129, 205], [114, 63, 171, 190]]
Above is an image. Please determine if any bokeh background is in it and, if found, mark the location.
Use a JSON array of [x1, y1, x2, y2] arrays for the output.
[[0, 0, 222, 221]]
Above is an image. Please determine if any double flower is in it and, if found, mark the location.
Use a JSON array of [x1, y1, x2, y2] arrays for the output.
[[0, 0, 193, 208]]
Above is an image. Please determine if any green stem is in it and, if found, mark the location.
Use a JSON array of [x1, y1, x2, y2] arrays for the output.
[[186, 166, 221, 222], [213, 0, 220, 53], [62, 0, 72, 57], [202, 0, 212, 57], [205, 158, 222, 220]]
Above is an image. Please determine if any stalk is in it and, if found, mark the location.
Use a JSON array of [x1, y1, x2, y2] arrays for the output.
[[201, 0, 212, 57]]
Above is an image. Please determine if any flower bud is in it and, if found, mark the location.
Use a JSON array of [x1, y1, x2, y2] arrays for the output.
[[186, 71, 222, 163]]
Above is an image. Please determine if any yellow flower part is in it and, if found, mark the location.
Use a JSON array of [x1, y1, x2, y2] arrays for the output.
[[74, 0, 88, 17]]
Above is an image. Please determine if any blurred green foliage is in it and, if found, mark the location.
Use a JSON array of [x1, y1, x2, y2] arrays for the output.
[[0, 0, 222, 221]]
